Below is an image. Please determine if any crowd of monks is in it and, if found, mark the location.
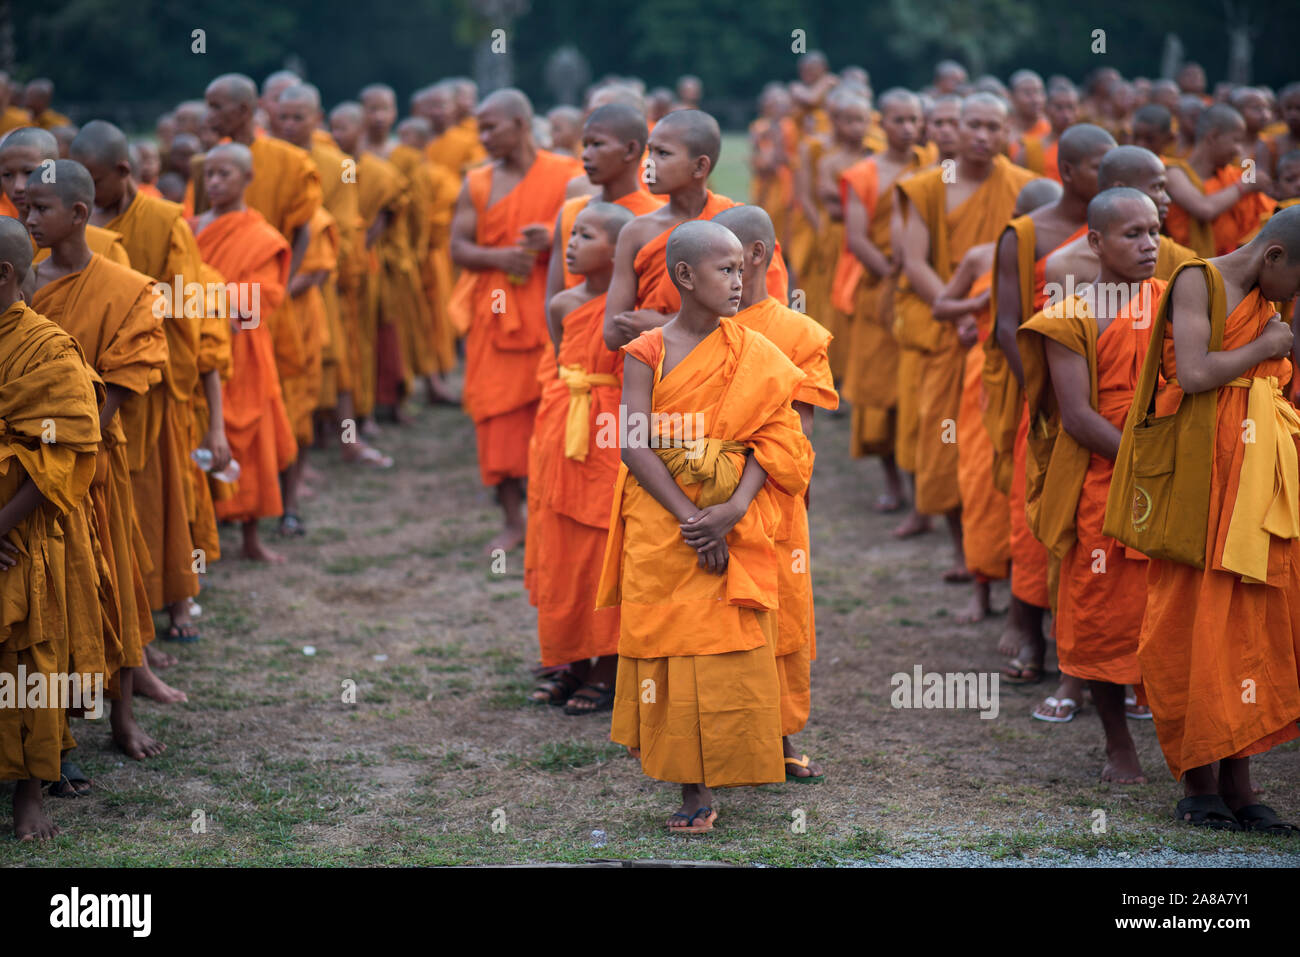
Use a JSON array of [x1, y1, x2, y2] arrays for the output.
[[2, 52, 1300, 840]]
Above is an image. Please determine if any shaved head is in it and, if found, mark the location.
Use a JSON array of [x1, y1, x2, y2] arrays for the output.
[[278, 83, 321, 110], [962, 92, 1008, 118], [579, 201, 635, 243], [262, 70, 299, 96], [878, 88, 921, 114], [1254, 203, 1300, 259], [330, 102, 363, 124], [479, 88, 534, 124], [69, 119, 129, 168], [653, 109, 722, 171], [206, 142, 253, 175], [1098, 145, 1164, 190], [1087, 186, 1157, 232], [1133, 103, 1173, 132], [585, 103, 649, 150], [360, 83, 396, 105], [1010, 69, 1043, 91], [586, 84, 645, 114], [1196, 103, 1245, 139], [29, 159, 95, 208], [713, 205, 777, 267], [1057, 123, 1116, 166], [0, 215, 33, 281], [1014, 178, 1063, 216], [206, 73, 257, 107], [0, 126, 58, 160], [666, 219, 741, 291]]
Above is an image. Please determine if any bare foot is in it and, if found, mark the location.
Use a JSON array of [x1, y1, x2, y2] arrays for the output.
[[13, 779, 59, 841], [485, 525, 525, 556], [942, 564, 973, 584], [342, 444, 394, 469], [956, 590, 992, 625], [145, 643, 178, 669], [111, 719, 166, 761], [242, 540, 286, 563], [892, 512, 931, 539], [996, 624, 1023, 658], [783, 737, 824, 779], [133, 662, 188, 704], [1101, 745, 1147, 784]]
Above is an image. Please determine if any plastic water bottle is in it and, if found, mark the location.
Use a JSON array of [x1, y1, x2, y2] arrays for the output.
[[192, 448, 241, 484]]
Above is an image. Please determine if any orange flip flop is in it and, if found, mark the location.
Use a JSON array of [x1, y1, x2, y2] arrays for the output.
[[667, 806, 718, 834]]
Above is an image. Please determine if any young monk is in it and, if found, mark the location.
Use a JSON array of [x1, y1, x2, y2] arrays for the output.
[[526, 203, 634, 712], [893, 94, 1038, 585], [0, 73, 31, 133], [25, 80, 69, 131], [423, 81, 487, 178], [1263, 84, 1300, 180], [716, 204, 838, 780], [0, 216, 102, 839], [834, 89, 926, 519], [987, 123, 1115, 706], [1019, 188, 1168, 783], [595, 220, 813, 831], [191, 144, 297, 563], [547, 106, 583, 158], [27, 161, 169, 760], [1165, 104, 1275, 258], [932, 177, 1063, 624], [923, 94, 963, 164], [448, 89, 582, 554], [1131, 103, 1176, 159], [747, 84, 795, 251], [131, 142, 162, 196], [603, 109, 787, 351], [1122, 206, 1300, 831], [69, 120, 211, 654], [1008, 70, 1050, 145], [1011, 81, 1080, 184]]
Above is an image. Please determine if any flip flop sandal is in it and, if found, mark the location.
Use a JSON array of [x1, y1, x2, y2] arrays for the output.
[[353, 446, 394, 469], [48, 759, 92, 799], [563, 682, 615, 716], [667, 806, 718, 834], [529, 669, 582, 706], [785, 754, 825, 783], [1234, 804, 1300, 836], [1174, 794, 1243, 831], [1124, 695, 1153, 720], [160, 623, 201, 643], [1000, 659, 1044, 684], [1032, 696, 1079, 723]]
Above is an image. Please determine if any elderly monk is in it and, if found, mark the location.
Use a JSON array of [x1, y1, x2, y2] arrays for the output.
[[1019, 188, 1167, 785], [0, 216, 101, 839], [190, 144, 297, 564], [27, 161, 169, 762], [932, 178, 1063, 624], [833, 89, 927, 519], [893, 93, 1037, 585], [717, 205, 838, 781], [70, 120, 215, 655], [987, 123, 1115, 708], [449, 89, 582, 554], [1165, 104, 1275, 258], [603, 109, 788, 352], [1121, 208, 1300, 833], [596, 221, 813, 833]]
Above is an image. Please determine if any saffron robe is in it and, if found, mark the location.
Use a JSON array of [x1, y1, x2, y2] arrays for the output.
[[309, 137, 366, 404], [732, 295, 837, 734], [426, 122, 487, 178], [1139, 264, 1300, 778], [284, 205, 336, 443], [447, 151, 578, 485], [895, 155, 1035, 514], [193, 209, 297, 523], [190, 261, 233, 559], [31, 254, 167, 689], [556, 191, 664, 290], [596, 318, 813, 787], [1019, 282, 1162, 680], [1164, 158, 1275, 258], [33, 224, 131, 268], [0, 302, 100, 782]]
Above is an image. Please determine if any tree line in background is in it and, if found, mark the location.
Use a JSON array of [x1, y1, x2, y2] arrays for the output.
[[9, 0, 1298, 124]]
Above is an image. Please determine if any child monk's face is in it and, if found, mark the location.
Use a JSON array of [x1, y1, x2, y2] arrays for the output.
[[23, 183, 82, 247], [426, 92, 454, 132], [549, 114, 579, 149], [833, 102, 870, 147], [1208, 118, 1245, 168], [1129, 164, 1171, 223], [397, 125, 424, 150], [1235, 92, 1268, 134], [880, 101, 920, 153], [363, 93, 396, 140], [1091, 198, 1160, 282], [681, 237, 744, 316], [1260, 247, 1300, 303], [136, 144, 160, 183], [204, 156, 247, 208], [199, 111, 223, 151], [580, 124, 633, 185], [958, 102, 1006, 164], [1046, 89, 1079, 133], [926, 102, 961, 155], [1131, 121, 1170, 157], [643, 128, 700, 195], [276, 102, 315, 148], [0, 146, 48, 215], [1277, 160, 1300, 201], [565, 210, 615, 276], [330, 113, 362, 155]]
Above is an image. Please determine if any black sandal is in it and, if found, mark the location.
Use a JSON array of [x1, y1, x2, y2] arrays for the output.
[[161, 622, 200, 643], [1234, 803, 1300, 836], [48, 759, 92, 799], [529, 669, 582, 706], [564, 681, 615, 715], [1173, 794, 1242, 830]]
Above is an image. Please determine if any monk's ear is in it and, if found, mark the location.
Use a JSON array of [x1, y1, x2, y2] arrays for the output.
[[71, 200, 90, 227], [751, 240, 768, 267], [693, 154, 712, 180], [1086, 228, 1103, 257], [116, 160, 133, 181], [673, 260, 695, 290], [623, 139, 640, 163]]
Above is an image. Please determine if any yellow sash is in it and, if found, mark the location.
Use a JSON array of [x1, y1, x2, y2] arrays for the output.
[[1220, 375, 1300, 583], [652, 438, 748, 507], [557, 364, 620, 461]]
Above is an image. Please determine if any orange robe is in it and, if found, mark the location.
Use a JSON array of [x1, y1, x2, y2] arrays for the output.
[[31, 254, 167, 691], [33, 108, 71, 130], [596, 319, 813, 787], [556, 191, 664, 290], [632, 191, 789, 314], [1164, 158, 1276, 257], [447, 151, 578, 486], [0, 302, 101, 783], [832, 149, 927, 457], [190, 261, 233, 559], [1014, 135, 1061, 184], [34, 224, 130, 267], [0, 191, 18, 219], [308, 137, 365, 406], [286, 205, 337, 443], [749, 116, 797, 248], [1019, 282, 1162, 679], [106, 191, 206, 609], [785, 137, 826, 303], [1140, 265, 1300, 778], [895, 155, 1035, 514], [193, 209, 297, 523], [985, 216, 1087, 607], [526, 293, 624, 666], [956, 270, 1011, 580], [426, 121, 487, 178], [732, 295, 838, 735], [0, 105, 31, 134]]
